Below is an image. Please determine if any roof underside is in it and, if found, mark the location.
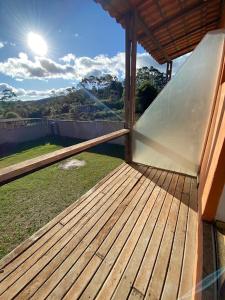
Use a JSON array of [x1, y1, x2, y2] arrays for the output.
[[95, 0, 223, 64]]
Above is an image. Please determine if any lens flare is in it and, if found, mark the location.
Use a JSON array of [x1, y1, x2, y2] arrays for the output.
[[27, 32, 48, 56]]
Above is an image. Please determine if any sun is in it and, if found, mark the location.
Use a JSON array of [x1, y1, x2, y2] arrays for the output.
[[27, 32, 48, 56]]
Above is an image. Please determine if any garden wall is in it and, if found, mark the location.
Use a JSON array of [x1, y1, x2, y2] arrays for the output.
[[0, 119, 124, 148], [49, 120, 124, 145], [0, 120, 49, 145]]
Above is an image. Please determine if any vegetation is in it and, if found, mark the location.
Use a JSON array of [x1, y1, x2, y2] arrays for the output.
[[136, 82, 158, 113], [0, 88, 17, 102], [0, 66, 167, 120], [0, 137, 124, 259], [136, 66, 167, 91]]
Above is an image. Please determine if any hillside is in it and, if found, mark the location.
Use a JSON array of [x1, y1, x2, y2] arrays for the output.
[[0, 67, 166, 121]]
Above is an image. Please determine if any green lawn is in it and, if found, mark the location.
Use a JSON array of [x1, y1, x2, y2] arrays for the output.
[[0, 138, 124, 260]]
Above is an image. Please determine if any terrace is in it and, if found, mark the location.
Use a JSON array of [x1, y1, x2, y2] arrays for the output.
[[0, 1, 225, 299]]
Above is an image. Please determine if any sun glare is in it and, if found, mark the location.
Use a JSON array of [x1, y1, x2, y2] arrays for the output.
[[27, 32, 48, 56]]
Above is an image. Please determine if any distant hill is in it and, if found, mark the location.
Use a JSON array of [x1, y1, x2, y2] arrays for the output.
[[0, 88, 124, 121], [0, 67, 166, 121]]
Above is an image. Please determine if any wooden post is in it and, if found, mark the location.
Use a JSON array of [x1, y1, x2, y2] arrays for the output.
[[166, 61, 173, 82], [124, 10, 137, 162], [219, 0, 225, 28]]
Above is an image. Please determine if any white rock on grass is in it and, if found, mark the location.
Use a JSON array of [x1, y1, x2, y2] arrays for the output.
[[58, 159, 86, 170]]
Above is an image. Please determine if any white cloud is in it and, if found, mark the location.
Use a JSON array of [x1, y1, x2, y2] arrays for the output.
[[18, 52, 28, 60], [60, 53, 76, 63], [0, 51, 189, 82], [73, 33, 79, 38], [0, 53, 75, 80], [0, 50, 190, 101], [0, 82, 70, 101], [0, 41, 16, 49]]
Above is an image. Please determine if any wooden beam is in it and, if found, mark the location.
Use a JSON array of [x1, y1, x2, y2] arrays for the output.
[[130, 11, 137, 127], [142, 19, 219, 52], [202, 110, 225, 221], [135, 11, 170, 62], [166, 62, 169, 81], [98, 0, 169, 63], [124, 10, 137, 162], [166, 61, 173, 82], [200, 81, 225, 221], [125, 13, 131, 131], [160, 41, 197, 61], [177, 0, 191, 48], [150, 1, 208, 33], [153, 0, 177, 51], [0, 129, 129, 185], [136, 0, 211, 60], [219, 0, 225, 28]]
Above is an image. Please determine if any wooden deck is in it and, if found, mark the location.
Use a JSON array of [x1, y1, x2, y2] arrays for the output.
[[0, 163, 198, 300]]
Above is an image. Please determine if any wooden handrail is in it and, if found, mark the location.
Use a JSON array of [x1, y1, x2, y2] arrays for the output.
[[0, 129, 129, 185]]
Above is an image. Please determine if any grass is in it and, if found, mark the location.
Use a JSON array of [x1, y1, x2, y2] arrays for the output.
[[0, 137, 124, 260]]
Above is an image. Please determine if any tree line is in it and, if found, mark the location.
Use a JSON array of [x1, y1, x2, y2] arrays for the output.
[[0, 66, 167, 120]]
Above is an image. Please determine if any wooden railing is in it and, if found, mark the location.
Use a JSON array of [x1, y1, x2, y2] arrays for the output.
[[0, 129, 129, 185]]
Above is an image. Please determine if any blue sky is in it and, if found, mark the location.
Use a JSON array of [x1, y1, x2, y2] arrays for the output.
[[0, 0, 188, 100]]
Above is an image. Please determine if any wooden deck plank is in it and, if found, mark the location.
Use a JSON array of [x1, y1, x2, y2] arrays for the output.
[[45, 167, 158, 300], [77, 171, 169, 300], [60, 163, 131, 225], [52, 167, 156, 300], [0, 163, 199, 300], [0, 162, 127, 275], [0, 165, 136, 298], [144, 176, 191, 300], [177, 177, 198, 300], [94, 173, 174, 300], [95, 168, 159, 259], [0, 163, 130, 290], [73, 169, 163, 300], [62, 171, 169, 299], [111, 173, 179, 300], [161, 177, 192, 300], [17, 166, 149, 299], [129, 288, 144, 300], [132, 175, 185, 297]]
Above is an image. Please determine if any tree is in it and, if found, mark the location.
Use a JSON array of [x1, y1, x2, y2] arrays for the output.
[[80, 74, 123, 100], [136, 66, 167, 92], [0, 88, 17, 101], [4, 111, 21, 119], [136, 81, 158, 114], [81, 74, 117, 89], [109, 80, 123, 98]]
